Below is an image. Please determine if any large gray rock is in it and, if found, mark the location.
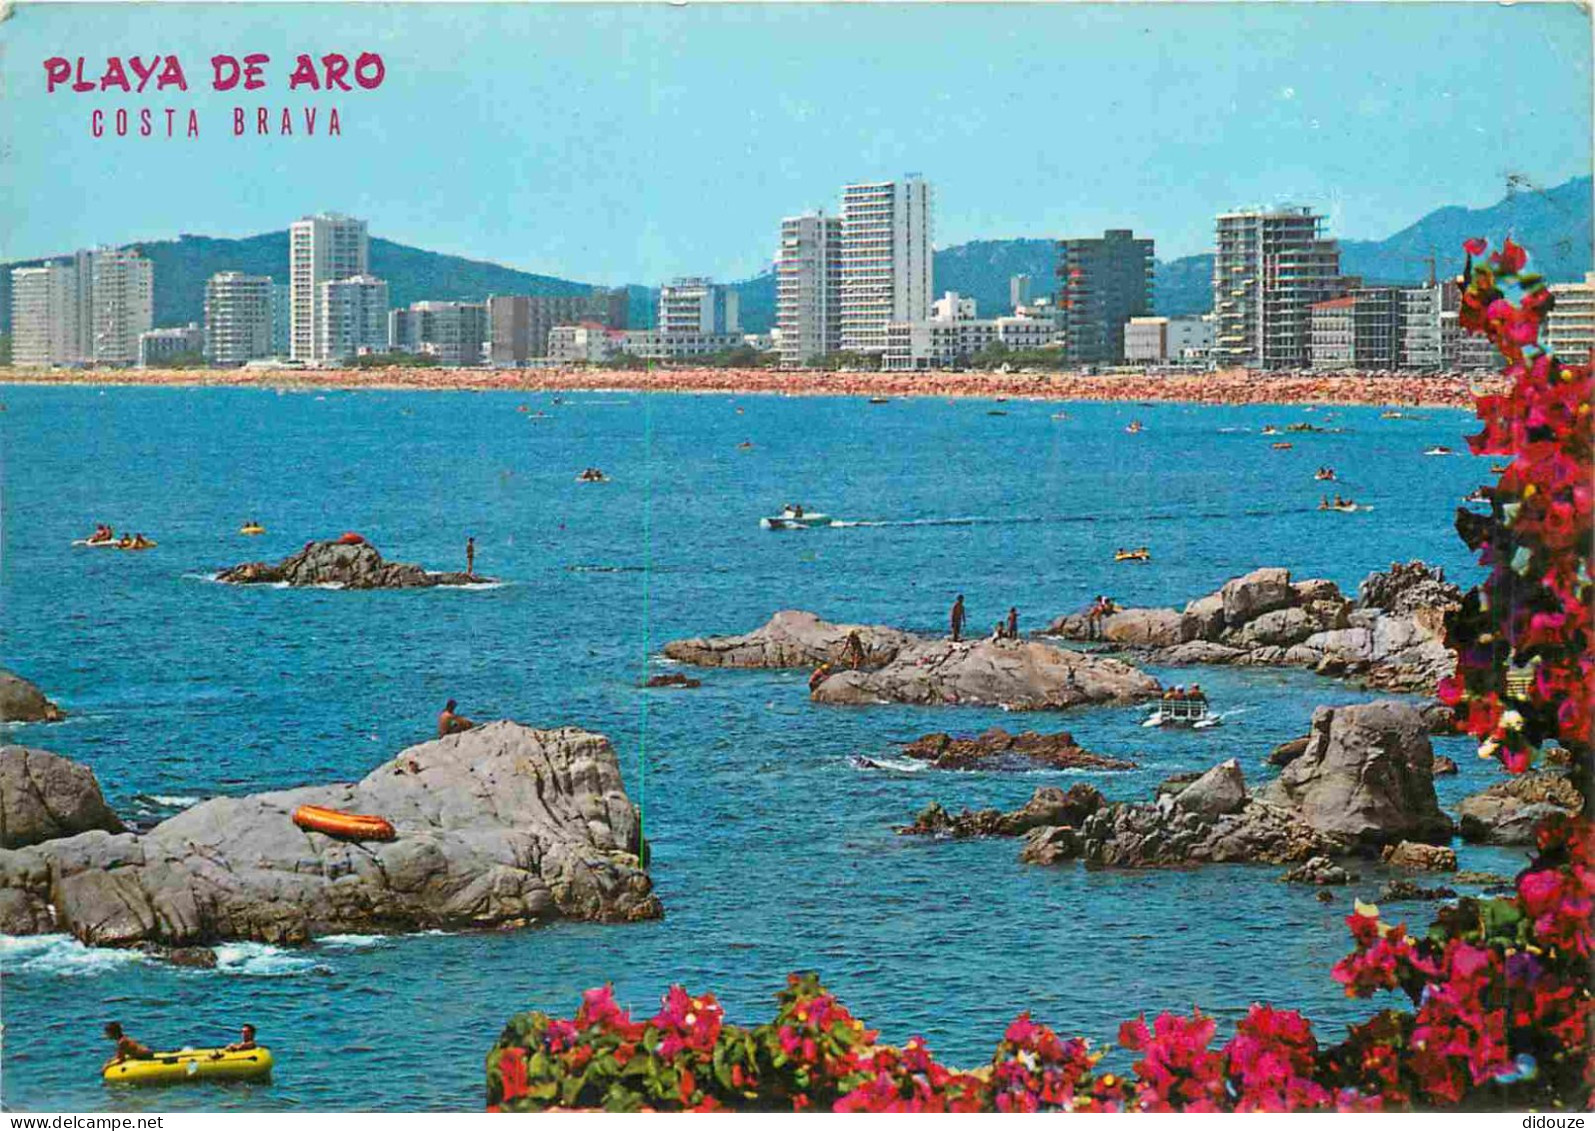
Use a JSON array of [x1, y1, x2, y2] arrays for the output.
[[0, 671, 65, 724], [1220, 568, 1297, 624], [1174, 759, 1248, 818], [216, 539, 485, 589], [1457, 772, 1584, 844], [0, 747, 124, 848], [811, 638, 1160, 710], [1356, 561, 1462, 619], [1256, 701, 1453, 846], [661, 610, 914, 669], [1100, 608, 1188, 648], [0, 722, 658, 945]]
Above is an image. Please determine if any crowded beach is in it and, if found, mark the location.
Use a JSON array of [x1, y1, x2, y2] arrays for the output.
[[0, 364, 1507, 408]]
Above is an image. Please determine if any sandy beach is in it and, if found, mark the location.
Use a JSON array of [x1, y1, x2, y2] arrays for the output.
[[0, 365, 1504, 408]]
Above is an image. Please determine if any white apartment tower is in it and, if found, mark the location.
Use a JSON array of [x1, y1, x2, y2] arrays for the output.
[[316, 275, 390, 361], [839, 177, 933, 355], [290, 213, 370, 361], [776, 212, 842, 367], [657, 278, 739, 335], [89, 248, 154, 366], [9, 264, 81, 368], [1545, 273, 1595, 364], [1212, 207, 1341, 370], [205, 272, 276, 365]]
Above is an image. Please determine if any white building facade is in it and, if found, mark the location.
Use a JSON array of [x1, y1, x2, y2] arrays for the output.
[[204, 272, 275, 365], [1213, 207, 1341, 369], [839, 177, 933, 355], [316, 275, 390, 361], [290, 213, 370, 361], [89, 248, 154, 366], [775, 212, 842, 367], [389, 301, 489, 366], [1545, 272, 1595, 364], [548, 323, 623, 364], [9, 263, 81, 367], [657, 278, 739, 335]]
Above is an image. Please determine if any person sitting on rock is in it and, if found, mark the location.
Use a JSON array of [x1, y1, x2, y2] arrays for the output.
[[103, 1022, 153, 1068], [437, 699, 476, 738], [990, 620, 1006, 641], [225, 1024, 258, 1052], [808, 662, 833, 693]]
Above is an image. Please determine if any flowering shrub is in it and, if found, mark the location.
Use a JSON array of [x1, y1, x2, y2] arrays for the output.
[[487, 239, 1592, 1111]]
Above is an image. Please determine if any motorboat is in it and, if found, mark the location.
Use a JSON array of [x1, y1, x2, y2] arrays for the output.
[[761, 506, 833, 530], [1424, 446, 1454, 456], [1143, 696, 1219, 729]]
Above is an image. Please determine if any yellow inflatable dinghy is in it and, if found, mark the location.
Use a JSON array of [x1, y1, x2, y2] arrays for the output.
[[104, 1046, 273, 1086]]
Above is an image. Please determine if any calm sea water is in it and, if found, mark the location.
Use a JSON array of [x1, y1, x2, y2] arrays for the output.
[[0, 385, 1527, 1111]]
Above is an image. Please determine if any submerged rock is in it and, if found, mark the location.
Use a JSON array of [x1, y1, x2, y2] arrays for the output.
[[0, 670, 65, 724], [643, 673, 701, 689], [1457, 772, 1584, 845], [1046, 562, 1460, 694], [662, 611, 914, 669], [898, 727, 1136, 772], [1379, 879, 1458, 902], [1281, 856, 1354, 885], [899, 785, 1104, 839], [812, 638, 1159, 710], [0, 722, 658, 946], [0, 746, 124, 848], [216, 539, 487, 589]]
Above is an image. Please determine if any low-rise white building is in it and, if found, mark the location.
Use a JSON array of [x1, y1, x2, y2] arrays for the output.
[[883, 312, 1058, 371], [548, 322, 625, 364], [138, 323, 205, 367], [615, 329, 743, 361]]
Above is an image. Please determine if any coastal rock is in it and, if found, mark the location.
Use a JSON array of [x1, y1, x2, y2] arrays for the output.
[[1018, 825, 1081, 866], [1269, 737, 1311, 767], [812, 638, 1159, 710], [1455, 870, 1515, 889], [661, 611, 914, 669], [1052, 563, 1459, 693], [1220, 568, 1297, 625], [1419, 700, 1460, 735], [0, 722, 658, 946], [1281, 856, 1353, 885], [899, 727, 1136, 772], [161, 946, 219, 969], [1381, 841, 1458, 871], [1457, 772, 1584, 845], [1172, 759, 1248, 819], [0, 670, 65, 724], [0, 746, 124, 849], [1379, 879, 1458, 902], [1432, 755, 1459, 776], [899, 784, 1104, 839], [1155, 771, 1204, 798], [1256, 701, 1453, 846], [643, 673, 701, 689], [216, 539, 488, 590]]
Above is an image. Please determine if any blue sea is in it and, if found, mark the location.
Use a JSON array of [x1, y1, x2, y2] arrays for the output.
[[0, 385, 1527, 1111]]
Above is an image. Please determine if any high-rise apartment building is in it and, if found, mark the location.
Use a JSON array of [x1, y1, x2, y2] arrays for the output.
[[1399, 284, 1444, 371], [1056, 229, 1154, 365], [776, 212, 842, 367], [390, 300, 488, 366], [839, 177, 933, 355], [9, 263, 82, 367], [290, 213, 369, 361], [1545, 272, 1595, 364], [1009, 274, 1032, 312], [316, 275, 389, 361], [204, 272, 275, 365], [89, 248, 154, 366], [658, 278, 739, 335], [1213, 207, 1341, 369], [270, 282, 291, 357]]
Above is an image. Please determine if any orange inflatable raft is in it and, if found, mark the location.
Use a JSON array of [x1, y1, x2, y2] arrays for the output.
[[291, 805, 396, 841]]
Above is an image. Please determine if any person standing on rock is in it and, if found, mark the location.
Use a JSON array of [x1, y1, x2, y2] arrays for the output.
[[466, 536, 476, 578], [950, 594, 966, 642], [438, 699, 476, 738], [1006, 606, 1019, 640]]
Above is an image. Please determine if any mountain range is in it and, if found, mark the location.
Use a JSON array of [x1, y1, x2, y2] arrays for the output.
[[2, 176, 1587, 336]]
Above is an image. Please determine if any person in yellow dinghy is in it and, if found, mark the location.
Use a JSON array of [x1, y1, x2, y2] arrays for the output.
[[102, 1022, 154, 1070]]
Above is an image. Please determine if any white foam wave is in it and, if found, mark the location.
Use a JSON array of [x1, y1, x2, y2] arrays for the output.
[[146, 794, 201, 807], [849, 756, 928, 773], [212, 941, 327, 977], [316, 933, 388, 950], [1, 934, 149, 976]]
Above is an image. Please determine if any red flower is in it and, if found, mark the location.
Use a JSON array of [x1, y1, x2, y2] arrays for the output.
[[1464, 237, 1488, 256]]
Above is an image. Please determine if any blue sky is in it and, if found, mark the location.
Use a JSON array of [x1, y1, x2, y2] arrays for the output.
[[3, 2, 1589, 284]]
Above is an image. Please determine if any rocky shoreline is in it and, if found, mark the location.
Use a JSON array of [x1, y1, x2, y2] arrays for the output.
[[0, 670, 65, 724], [217, 538, 491, 589], [895, 727, 1136, 772], [0, 722, 658, 947], [0, 365, 1504, 409], [1047, 561, 1460, 694]]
